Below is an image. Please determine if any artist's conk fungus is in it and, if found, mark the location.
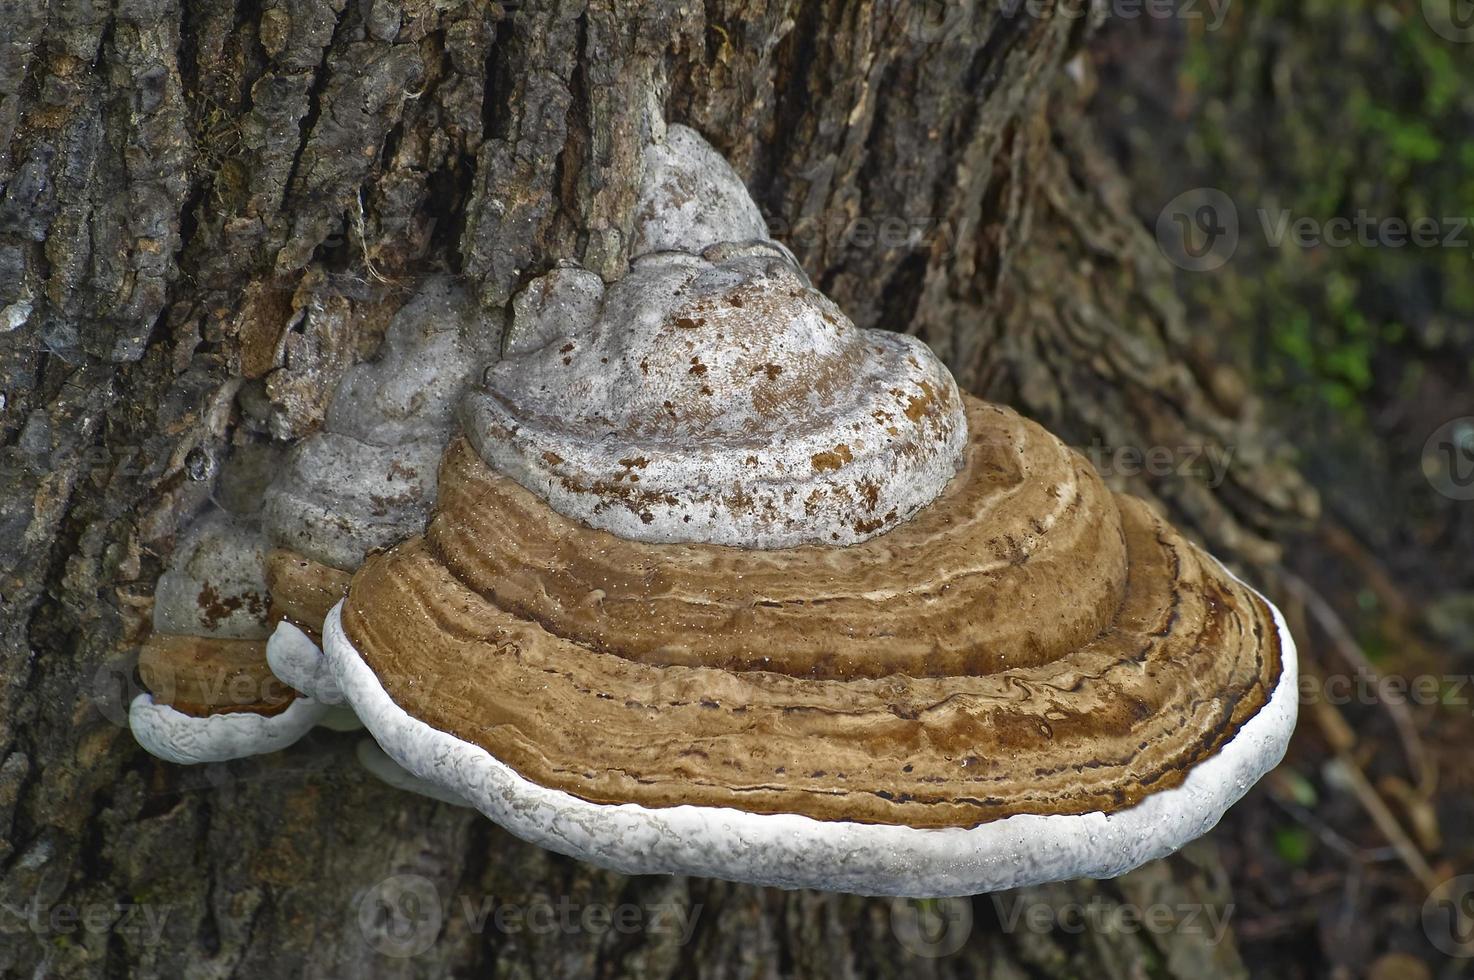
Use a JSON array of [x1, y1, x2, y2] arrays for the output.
[[322, 128, 1296, 897]]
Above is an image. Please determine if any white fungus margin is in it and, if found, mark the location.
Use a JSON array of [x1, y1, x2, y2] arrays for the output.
[[128, 693, 329, 766], [321, 564, 1298, 898]]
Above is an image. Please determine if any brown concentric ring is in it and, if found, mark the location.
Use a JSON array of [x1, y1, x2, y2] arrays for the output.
[[341, 397, 1282, 829]]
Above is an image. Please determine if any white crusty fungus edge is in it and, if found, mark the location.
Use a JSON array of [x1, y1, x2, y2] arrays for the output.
[[321, 569, 1297, 898], [266, 620, 344, 705], [128, 693, 329, 765], [355, 737, 473, 807]]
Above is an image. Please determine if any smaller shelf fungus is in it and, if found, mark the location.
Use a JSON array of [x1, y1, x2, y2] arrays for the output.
[[261, 275, 482, 655], [129, 511, 328, 763], [320, 128, 1297, 896], [130, 278, 485, 767]]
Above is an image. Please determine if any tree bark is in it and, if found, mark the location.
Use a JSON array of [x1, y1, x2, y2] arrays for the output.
[[0, 0, 1315, 976]]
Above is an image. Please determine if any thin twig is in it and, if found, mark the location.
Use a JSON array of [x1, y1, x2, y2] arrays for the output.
[[1323, 755, 1438, 893], [1267, 791, 1399, 865], [1281, 570, 1434, 793]]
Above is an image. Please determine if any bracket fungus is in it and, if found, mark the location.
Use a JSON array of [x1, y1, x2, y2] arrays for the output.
[[461, 246, 967, 549], [631, 121, 773, 257], [129, 510, 329, 764], [316, 128, 1296, 898], [136, 124, 1296, 897], [131, 279, 486, 767], [261, 277, 483, 629]]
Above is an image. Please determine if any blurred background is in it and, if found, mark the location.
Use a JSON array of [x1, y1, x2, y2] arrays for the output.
[[1091, 1, 1474, 975]]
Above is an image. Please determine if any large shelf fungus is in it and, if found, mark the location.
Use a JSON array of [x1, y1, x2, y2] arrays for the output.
[[137, 123, 1297, 896], [318, 124, 1297, 897]]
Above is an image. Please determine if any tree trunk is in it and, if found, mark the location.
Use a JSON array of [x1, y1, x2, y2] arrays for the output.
[[0, 0, 1315, 976]]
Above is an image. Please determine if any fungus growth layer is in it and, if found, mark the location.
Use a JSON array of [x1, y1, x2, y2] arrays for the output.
[[463, 247, 968, 548], [343, 395, 1283, 829]]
